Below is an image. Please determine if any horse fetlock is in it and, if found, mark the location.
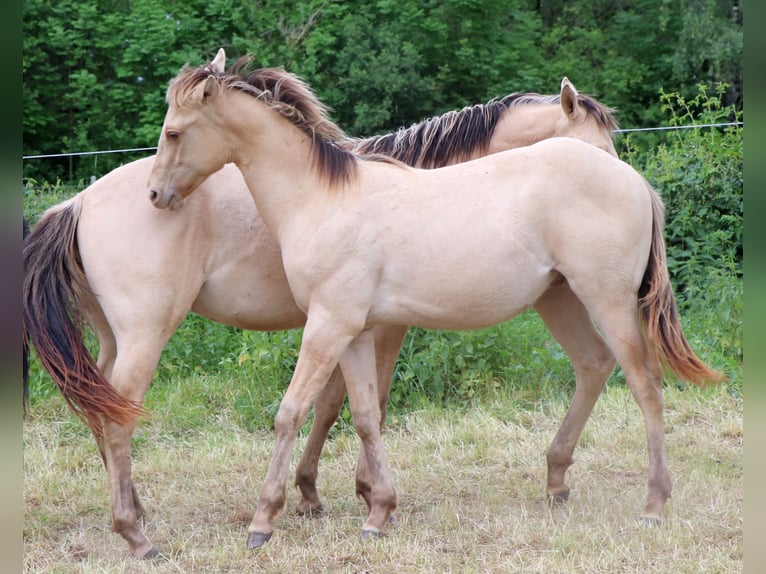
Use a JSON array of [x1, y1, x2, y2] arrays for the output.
[[295, 499, 325, 517], [294, 466, 317, 492], [642, 493, 670, 521], [116, 525, 157, 559], [355, 478, 373, 509], [547, 486, 571, 505]]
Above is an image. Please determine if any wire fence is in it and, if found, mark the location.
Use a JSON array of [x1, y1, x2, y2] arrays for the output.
[[22, 121, 742, 161]]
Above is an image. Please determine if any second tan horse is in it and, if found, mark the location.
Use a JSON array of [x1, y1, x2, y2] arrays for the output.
[[25, 61, 620, 558]]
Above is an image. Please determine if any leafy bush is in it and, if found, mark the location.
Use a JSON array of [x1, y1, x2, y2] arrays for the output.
[[24, 85, 743, 432], [623, 83, 742, 303]]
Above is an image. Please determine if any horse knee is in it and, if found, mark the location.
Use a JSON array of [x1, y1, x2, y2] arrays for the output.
[[350, 410, 379, 442], [274, 399, 307, 436]]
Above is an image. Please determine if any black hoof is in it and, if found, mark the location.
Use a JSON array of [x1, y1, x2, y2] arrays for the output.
[[360, 528, 385, 541], [247, 531, 273, 549], [141, 547, 163, 560], [638, 515, 662, 527]]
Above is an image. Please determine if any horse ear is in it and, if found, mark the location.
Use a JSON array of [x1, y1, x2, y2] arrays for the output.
[[211, 48, 226, 74], [202, 75, 218, 101], [560, 76, 579, 120]]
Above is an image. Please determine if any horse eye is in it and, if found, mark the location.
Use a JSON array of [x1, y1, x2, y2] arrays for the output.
[[166, 130, 180, 141]]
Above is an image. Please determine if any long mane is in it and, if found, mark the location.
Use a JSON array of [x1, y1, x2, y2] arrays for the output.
[[168, 55, 619, 182], [348, 92, 618, 169], [167, 56, 358, 185]]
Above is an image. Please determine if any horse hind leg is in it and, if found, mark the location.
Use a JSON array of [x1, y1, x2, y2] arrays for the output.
[[101, 334, 174, 559], [533, 283, 616, 505], [353, 324, 407, 512], [570, 288, 670, 523], [83, 294, 151, 524]]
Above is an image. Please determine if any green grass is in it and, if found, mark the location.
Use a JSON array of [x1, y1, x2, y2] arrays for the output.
[[23, 275, 742, 571], [25, 270, 743, 433]]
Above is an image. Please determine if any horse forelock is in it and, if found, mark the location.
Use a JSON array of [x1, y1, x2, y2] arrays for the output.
[[167, 56, 356, 186]]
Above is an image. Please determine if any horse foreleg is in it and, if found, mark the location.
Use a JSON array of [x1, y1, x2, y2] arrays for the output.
[[294, 365, 347, 516], [354, 324, 407, 511], [294, 323, 407, 517], [248, 309, 357, 548], [534, 284, 615, 504], [339, 328, 398, 539]]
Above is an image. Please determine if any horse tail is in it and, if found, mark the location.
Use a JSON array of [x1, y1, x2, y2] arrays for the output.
[[23, 196, 145, 435], [22, 215, 30, 415], [638, 180, 725, 385]]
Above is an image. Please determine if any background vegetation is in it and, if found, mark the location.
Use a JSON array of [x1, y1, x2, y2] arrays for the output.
[[23, 0, 742, 183], [23, 0, 742, 431], [23, 85, 743, 431]]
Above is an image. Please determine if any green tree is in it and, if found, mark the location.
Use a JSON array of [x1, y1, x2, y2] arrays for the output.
[[23, 0, 742, 182]]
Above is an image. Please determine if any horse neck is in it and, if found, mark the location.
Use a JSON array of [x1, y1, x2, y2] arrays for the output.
[[487, 105, 563, 154], [226, 96, 333, 237]]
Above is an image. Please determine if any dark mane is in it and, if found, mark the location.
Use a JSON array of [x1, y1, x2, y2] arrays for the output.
[[168, 55, 357, 185], [348, 92, 618, 169], [168, 56, 619, 178]]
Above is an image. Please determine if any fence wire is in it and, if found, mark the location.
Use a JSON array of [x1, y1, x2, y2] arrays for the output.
[[22, 122, 742, 161]]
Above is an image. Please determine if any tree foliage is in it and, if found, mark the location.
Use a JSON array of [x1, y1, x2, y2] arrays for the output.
[[22, 0, 742, 182]]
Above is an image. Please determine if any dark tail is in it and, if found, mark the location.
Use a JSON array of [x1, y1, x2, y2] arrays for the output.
[[23, 215, 29, 414], [638, 180, 725, 385], [23, 197, 145, 434]]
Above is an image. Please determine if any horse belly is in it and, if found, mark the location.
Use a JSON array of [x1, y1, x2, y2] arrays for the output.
[[192, 265, 306, 331], [370, 250, 556, 331]]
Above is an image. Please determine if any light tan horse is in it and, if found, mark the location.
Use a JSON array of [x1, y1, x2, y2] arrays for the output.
[[144, 50, 721, 549], [24, 61, 620, 558]]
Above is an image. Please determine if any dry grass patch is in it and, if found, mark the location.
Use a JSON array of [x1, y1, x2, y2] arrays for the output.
[[24, 384, 741, 573]]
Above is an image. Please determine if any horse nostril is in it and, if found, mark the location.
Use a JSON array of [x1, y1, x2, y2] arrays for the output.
[[149, 189, 158, 202]]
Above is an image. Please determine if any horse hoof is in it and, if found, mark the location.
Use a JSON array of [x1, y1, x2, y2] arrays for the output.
[[296, 503, 325, 517], [638, 515, 662, 527], [141, 546, 163, 560], [360, 528, 385, 541], [548, 489, 570, 505], [247, 531, 273, 549]]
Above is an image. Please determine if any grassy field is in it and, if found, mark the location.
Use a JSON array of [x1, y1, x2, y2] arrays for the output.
[[24, 380, 741, 573]]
